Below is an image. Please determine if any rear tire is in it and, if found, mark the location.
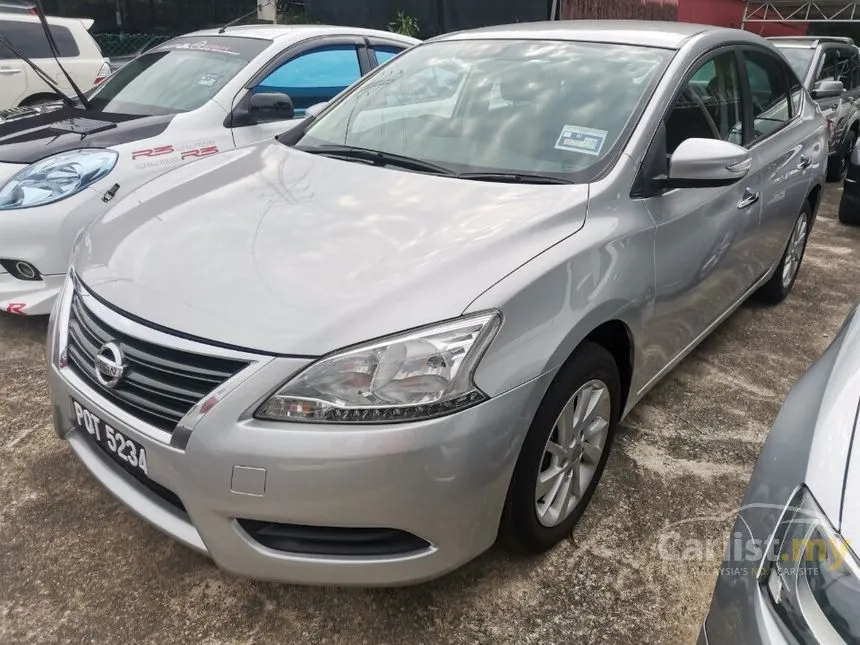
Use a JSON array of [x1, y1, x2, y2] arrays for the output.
[[828, 130, 857, 182], [499, 341, 620, 554], [839, 194, 860, 225], [754, 202, 812, 305]]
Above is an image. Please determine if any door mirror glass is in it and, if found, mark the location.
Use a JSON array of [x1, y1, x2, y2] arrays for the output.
[[249, 92, 295, 123], [667, 138, 751, 189], [812, 79, 844, 99], [305, 101, 327, 118]]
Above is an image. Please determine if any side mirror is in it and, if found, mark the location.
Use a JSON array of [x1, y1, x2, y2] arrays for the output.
[[249, 92, 295, 123], [305, 102, 327, 118], [666, 138, 751, 189], [812, 79, 844, 99]]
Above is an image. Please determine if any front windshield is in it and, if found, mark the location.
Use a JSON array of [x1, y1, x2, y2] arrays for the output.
[[86, 36, 269, 115], [295, 39, 672, 182], [777, 47, 815, 81]]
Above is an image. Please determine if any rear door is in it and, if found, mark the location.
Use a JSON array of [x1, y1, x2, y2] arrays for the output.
[[0, 20, 28, 108], [230, 37, 367, 148], [741, 47, 820, 276]]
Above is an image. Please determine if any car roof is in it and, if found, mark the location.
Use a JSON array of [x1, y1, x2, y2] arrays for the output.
[[0, 11, 91, 28], [433, 20, 746, 50], [185, 24, 419, 43]]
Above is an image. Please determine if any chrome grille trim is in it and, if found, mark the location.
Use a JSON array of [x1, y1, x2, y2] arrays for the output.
[[61, 277, 272, 447]]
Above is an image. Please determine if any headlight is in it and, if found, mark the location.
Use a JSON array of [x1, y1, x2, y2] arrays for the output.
[[0, 149, 118, 210], [255, 312, 501, 423], [760, 487, 860, 642]]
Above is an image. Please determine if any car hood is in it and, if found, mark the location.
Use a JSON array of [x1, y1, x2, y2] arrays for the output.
[[0, 106, 174, 163], [75, 141, 589, 356]]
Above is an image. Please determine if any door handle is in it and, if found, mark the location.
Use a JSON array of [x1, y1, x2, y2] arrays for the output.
[[737, 188, 760, 209], [0, 67, 22, 75], [798, 155, 812, 170]]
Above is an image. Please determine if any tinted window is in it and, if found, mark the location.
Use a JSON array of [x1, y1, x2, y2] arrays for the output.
[[817, 48, 839, 82], [777, 47, 815, 81], [0, 20, 79, 59], [86, 36, 268, 115], [298, 39, 672, 183], [256, 45, 361, 115], [744, 50, 792, 143], [375, 45, 404, 65], [666, 52, 743, 154]]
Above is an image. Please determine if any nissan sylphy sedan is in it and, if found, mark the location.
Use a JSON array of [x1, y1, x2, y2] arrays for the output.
[[47, 21, 827, 585]]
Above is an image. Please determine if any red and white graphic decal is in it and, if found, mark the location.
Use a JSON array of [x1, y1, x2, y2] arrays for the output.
[[131, 145, 175, 160], [181, 145, 219, 161], [5, 303, 25, 315]]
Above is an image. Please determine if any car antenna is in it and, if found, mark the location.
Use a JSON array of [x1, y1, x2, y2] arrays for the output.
[[31, 0, 92, 109], [0, 33, 75, 107], [218, 0, 273, 34]]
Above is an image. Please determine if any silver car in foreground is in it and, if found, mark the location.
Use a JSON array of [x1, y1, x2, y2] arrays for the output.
[[700, 303, 860, 644], [47, 21, 827, 585]]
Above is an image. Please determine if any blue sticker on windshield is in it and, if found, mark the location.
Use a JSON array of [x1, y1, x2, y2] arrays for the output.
[[198, 73, 220, 87], [554, 125, 608, 156]]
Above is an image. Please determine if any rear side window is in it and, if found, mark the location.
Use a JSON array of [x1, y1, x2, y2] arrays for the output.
[[0, 20, 79, 59], [255, 45, 361, 116], [743, 50, 792, 143], [817, 48, 839, 82]]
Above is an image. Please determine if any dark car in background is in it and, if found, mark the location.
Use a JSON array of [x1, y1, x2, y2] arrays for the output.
[[770, 36, 860, 181]]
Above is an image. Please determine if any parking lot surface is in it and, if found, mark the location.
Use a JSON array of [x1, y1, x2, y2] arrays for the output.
[[1, 186, 859, 644]]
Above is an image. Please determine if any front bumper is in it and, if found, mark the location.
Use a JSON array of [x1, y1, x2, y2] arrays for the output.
[[48, 281, 550, 586], [0, 183, 114, 316]]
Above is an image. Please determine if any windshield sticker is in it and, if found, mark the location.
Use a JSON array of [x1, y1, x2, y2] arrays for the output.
[[197, 73, 221, 87], [554, 125, 608, 156], [157, 40, 240, 56]]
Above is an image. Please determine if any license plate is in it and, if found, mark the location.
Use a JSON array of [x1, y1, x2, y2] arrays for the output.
[[72, 399, 149, 476]]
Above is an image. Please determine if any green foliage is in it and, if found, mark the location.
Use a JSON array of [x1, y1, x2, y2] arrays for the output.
[[388, 10, 419, 38]]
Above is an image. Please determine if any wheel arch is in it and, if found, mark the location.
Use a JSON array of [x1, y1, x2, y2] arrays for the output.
[[18, 92, 59, 107]]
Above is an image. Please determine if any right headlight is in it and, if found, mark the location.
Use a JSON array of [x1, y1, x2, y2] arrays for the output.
[[759, 487, 860, 643], [0, 148, 118, 210], [255, 311, 501, 424]]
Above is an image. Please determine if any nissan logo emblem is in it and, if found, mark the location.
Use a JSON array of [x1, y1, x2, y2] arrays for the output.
[[94, 341, 126, 388]]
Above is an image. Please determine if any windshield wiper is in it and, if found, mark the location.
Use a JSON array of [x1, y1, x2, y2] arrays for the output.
[[457, 172, 575, 185], [297, 144, 458, 177], [33, 0, 92, 109]]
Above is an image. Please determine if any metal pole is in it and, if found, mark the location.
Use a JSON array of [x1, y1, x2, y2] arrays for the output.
[[551, 0, 559, 20]]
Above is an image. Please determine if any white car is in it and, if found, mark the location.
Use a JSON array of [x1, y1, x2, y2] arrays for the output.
[[0, 24, 418, 316], [0, 12, 110, 109]]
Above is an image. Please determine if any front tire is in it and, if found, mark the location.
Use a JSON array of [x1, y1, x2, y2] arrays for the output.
[[500, 341, 620, 553], [754, 202, 812, 304]]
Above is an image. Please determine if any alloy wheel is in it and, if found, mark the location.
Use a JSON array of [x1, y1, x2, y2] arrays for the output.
[[535, 379, 611, 528], [782, 212, 809, 289]]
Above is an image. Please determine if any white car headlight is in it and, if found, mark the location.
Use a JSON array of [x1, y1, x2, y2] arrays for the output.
[[760, 486, 860, 642], [256, 312, 501, 423], [0, 148, 118, 210]]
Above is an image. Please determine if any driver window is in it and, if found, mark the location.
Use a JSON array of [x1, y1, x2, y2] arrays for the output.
[[743, 50, 792, 144], [255, 45, 361, 117], [665, 52, 743, 154]]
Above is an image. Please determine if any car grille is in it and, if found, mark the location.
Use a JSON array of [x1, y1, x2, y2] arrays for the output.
[[66, 292, 249, 434]]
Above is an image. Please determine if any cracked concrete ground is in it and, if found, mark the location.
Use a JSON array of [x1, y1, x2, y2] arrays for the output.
[[1, 186, 859, 644]]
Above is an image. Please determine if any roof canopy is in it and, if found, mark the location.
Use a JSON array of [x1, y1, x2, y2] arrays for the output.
[[743, 1, 860, 25]]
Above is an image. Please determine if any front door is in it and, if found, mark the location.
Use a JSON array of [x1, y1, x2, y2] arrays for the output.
[[640, 48, 764, 381]]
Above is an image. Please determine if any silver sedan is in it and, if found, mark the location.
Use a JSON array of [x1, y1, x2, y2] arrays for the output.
[[47, 21, 827, 585]]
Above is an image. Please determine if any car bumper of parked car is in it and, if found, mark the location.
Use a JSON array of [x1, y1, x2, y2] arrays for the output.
[[0, 182, 116, 316], [47, 279, 551, 586]]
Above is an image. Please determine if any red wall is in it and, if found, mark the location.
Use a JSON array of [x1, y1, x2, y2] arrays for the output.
[[678, 0, 808, 36]]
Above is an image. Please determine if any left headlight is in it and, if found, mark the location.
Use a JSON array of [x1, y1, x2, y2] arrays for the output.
[[255, 311, 501, 424], [760, 486, 860, 643], [0, 148, 118, 210]]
